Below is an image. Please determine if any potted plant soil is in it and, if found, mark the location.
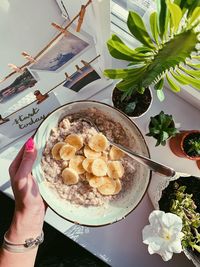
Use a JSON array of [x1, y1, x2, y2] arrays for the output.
[[146, 111, 179, 146], [169, 131, 200, 160], [104, 1, 200, 114], [112, 86, 152, 118]]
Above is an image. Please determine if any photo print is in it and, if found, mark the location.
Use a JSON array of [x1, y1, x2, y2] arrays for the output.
[[63, 64, 100, 92], [30, 32, 89, 72], [0, 69, 37, 104]]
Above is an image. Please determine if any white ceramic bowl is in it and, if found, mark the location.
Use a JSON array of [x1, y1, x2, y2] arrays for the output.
[[32, 100, 151, 226]]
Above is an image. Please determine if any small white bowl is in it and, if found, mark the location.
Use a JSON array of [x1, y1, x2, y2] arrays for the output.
[[32, 100, 151, 226]]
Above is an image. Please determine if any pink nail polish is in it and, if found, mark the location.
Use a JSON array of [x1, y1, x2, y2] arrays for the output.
[[25, 137, 34, 152]]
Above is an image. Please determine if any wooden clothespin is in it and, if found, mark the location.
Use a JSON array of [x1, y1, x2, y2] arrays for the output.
[[0, 115, 9, 125], [75, 65, 83, 73], [51, 22, 69, 35], [76, 5, 86, 32], [8, 64, 24, 73], [81, 60, 90, 67], [21, 51, 36, 63], [34, 90, 49, 104], [65, 72, 72, 81]]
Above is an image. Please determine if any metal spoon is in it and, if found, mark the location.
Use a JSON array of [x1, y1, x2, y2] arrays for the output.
[[71, 116, 176, 178]]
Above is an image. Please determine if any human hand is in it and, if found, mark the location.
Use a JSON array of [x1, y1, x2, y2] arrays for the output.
[[7, 137, 46, 242]]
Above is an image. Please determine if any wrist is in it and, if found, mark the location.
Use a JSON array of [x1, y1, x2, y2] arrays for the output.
[[6, 210, 45, 244]]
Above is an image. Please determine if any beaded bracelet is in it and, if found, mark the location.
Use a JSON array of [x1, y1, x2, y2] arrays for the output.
[[2, 230, 44, 253]]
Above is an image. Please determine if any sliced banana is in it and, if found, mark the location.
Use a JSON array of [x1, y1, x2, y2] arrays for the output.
[[113, 179, 122, 194], [84, 145, 101, 159], [91, 158, 107, 177], [85, 172, 96, 181], [61, 167, 79, 185], [88, 133, 109, 152], [69, 155, 85, 174], [59, 144, 76, 160], [65, 134, 83, 151], [107, 161, 124, 179], [82, 158, 94, 173], [109, 146, 124, 160], [97, 177, 116, 195], [51, 142, 66, 160], [89, 176, 106, 188]]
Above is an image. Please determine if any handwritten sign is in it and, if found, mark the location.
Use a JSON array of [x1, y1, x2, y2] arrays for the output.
[[0, 92, 60, 150]]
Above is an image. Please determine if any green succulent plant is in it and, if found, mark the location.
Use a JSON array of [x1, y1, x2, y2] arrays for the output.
[[188, 138, 200, 156], [104, 0, 200, 101], [146, 111, 179, 146]]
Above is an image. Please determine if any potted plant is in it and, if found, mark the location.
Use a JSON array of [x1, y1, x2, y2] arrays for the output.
[[145, 173, 200, 266], [146, 111, 179, 146], [104, 0, 200, 117], [169, 131, 200, 160]]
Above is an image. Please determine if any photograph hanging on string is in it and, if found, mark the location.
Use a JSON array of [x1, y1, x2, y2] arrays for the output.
[[0, 68, 38, 104], [30, 29, 90, 73], [63, 63, 101, 92]]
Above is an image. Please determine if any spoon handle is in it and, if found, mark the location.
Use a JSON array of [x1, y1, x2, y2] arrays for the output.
[[110, 141, 176, 178]]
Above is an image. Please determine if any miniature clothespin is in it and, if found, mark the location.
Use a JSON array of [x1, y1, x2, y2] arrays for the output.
[[34, 90, 49, 104], [51, 22, 69, 35], [81, 60, 90, 67], [8, 64, 24, 73], [75, 65, 83, 73], [0, 115, 9, 125], [21, 51, 37, 63], [65, 72, 72, 81], [76, 5, 86, 32]]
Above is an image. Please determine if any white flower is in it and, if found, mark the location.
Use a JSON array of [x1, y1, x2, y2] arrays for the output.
[[142, 210, 184, 261]]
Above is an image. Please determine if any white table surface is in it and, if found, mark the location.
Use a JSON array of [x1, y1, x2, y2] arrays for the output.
[[0, 85, 200, 267]]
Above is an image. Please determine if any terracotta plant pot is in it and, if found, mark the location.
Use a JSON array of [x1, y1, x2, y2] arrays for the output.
[[111, 86, 152, 118], [169, 130, 200, 160]]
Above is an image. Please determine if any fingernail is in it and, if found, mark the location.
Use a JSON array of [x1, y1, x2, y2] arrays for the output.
[[25, 137, 34, 152]]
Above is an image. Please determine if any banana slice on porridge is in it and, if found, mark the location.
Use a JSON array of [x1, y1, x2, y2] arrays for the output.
[[59, 144, 76, 160], [65, 134, 83, 151], [62, 167, 79, 185], [91, 158, 107, 177], [113, 179, 122, 194], [107, 161, 124, 179], [52, 142, 66, 160], [88, 133, 109, 152], [69, 155, 85, 174], [97, 177, 116, 195], [84, 145, 101, 159], [82, 158, 94, 173], [89, 176, 107, 188], [109, 146, 124, 160]]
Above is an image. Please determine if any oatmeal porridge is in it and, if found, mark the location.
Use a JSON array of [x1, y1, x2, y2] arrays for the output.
[[41, 108, 137, 206]]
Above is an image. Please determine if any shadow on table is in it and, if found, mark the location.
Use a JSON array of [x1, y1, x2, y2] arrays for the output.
[[0, 192, 110, 267]]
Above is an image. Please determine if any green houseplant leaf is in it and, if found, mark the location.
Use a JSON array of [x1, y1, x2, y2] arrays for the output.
[[166, 0, 183, 32], [166, 74, 181, 92], [127, 11, 155, 49], [150, 12, 160, 45], [156, 0, 169, 40]]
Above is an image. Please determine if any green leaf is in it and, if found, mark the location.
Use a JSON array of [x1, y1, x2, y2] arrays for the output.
[[107, 35, 144, 62], [154, 78, 164, 90], [170, 70, 189, 85], [166, 0, 183, 32], [179, 65, 200, 78], [189, 6, 200, 25], [135, 47, 154, 53], [116, 78, 138, 92], [186, 61, 200, 69], [124, 101, 137, 115], [156, 0, 169, 40], [161, 131, 169, 141], [166, 74, 181, 92], [104, 66, 146, 79], [176, 70, 200, 89], [150, 12, 160, 45], [127, 11, 155, 49], [157, 89, 165, 101]]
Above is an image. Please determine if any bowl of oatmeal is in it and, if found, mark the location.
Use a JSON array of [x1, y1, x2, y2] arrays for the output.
[[32, 100, 151, 226]]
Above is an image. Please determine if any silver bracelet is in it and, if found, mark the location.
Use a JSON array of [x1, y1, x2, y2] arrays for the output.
[[2, 230, 44, 253]]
